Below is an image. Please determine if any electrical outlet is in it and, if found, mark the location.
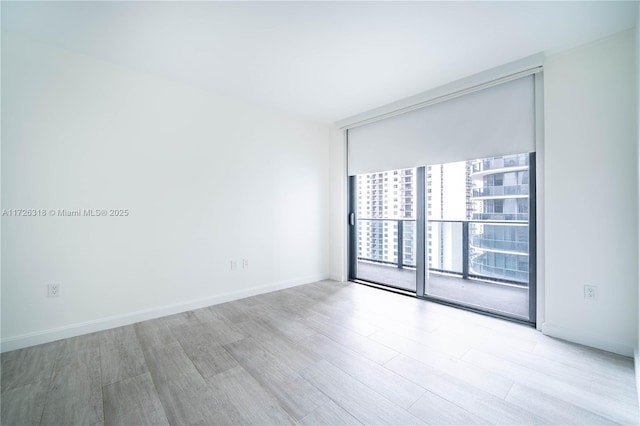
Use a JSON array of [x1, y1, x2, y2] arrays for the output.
[[48, 283, 60, 297], [230, 260, 237, 271], [242, 259, 249, 269], [584, 285, 597, 301]]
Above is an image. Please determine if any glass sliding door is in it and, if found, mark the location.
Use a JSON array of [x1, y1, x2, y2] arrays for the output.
[[347, 153, 536, 324], [424, 153, 535, 321], [345, 73, 539, 324], [349, 168, 417, 292]]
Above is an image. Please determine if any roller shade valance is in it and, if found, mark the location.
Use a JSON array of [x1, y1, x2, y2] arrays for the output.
[[347, 75, 535, 176]]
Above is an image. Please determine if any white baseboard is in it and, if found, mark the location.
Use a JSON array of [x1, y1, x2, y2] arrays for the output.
[[540, 322, 634, 357], [329, 274, 346, 282], [1, 274, 328, 353]]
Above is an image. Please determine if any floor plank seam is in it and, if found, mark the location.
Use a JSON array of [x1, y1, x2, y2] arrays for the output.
[[38, 351, 60, 426], [98, 341, 106, 426], [299, 365, 369, 426], [134, 330, 171, 426], [321, 355, 424, 411], [381, 352, 402, 367], [503, 381, 516, 402], [221, 335, 307, 422], [407, 389, 429, 411]]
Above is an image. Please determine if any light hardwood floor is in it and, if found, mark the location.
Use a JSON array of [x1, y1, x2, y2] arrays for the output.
[[1, 280, 638, 425]]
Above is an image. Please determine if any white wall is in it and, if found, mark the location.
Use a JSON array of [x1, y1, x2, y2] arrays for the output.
[[543, 29, 638, 356], [1, 35, 330, 351], [328, 128, 347, 282]]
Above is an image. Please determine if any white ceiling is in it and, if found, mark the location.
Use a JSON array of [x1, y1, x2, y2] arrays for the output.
[[2, 1, 638, 124]]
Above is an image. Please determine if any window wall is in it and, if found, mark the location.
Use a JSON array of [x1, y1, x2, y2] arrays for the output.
[[352, 168, 417, 291], [346, 73, 537, 323], [349, 153, 535, 322]]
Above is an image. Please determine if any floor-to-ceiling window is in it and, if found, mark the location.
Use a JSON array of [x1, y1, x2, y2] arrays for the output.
[[346, 71, 539, 324], [349, 153, 535, 322], [423, 153, 534, 320], [352, 168, 417, 291]]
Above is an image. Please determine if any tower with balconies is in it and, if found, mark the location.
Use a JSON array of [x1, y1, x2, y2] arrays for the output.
[[468, 154, 530, 285], [356, 169, 416, 267]]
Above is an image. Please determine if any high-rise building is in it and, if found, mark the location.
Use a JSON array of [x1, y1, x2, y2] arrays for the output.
[[356, 169, 416, 266], [426, 161, 471, 272], [468, 154, 530, 284]]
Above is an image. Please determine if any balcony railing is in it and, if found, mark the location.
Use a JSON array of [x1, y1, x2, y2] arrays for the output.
[[357, 218, 529, 286], [357, 219, 416, 268], [469, 232, 528, 254], [470, 154, 529, 174], [472, 213, 528, 221], [471, 184, 529, 198]]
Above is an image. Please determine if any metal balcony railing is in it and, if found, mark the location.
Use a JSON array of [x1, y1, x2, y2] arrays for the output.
[[469, 234, 528, 254], [471, 184, 529, 198], [357, 218, 416, 269], [357, 218, 529, 286], [472, 213, 529, 221], [470, 154, 529, 174]]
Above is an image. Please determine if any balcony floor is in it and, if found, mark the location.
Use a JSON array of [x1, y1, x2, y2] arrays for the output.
[[356, 261, 529, 319]]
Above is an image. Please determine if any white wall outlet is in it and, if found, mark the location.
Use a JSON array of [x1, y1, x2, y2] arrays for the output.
[[242, 259, 249, 269], [48, 283, 60, 297], [584, 285, 597, 300], [230, 260, 237, 270]]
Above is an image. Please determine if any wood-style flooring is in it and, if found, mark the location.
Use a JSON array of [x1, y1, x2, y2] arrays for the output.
[[1, 280, 638, 425]]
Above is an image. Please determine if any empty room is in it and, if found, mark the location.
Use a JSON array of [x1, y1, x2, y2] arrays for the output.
[[2, 1, 640, 425]]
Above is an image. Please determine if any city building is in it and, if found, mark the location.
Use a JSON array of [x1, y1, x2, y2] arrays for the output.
[[356, 168, 416, 267], [426, 161, 471, 274], [468, 154, 530, 284]]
